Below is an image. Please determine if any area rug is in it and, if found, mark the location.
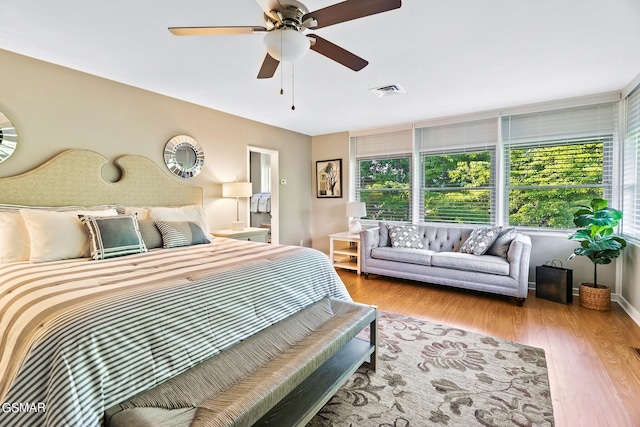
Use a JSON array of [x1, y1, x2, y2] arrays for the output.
[[309, 311, 554, 427]]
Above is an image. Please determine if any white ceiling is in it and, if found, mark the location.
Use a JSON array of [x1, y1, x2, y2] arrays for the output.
[[1, 0, 639, 136]]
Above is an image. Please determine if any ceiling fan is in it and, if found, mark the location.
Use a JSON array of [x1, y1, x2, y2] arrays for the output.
[[168, 0, 402, 79]]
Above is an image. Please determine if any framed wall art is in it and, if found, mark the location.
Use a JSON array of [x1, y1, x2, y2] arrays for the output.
[[316, 159, 342, 198]]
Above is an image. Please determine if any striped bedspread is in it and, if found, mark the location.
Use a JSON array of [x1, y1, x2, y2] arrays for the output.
[[0, 239, 350, 427]]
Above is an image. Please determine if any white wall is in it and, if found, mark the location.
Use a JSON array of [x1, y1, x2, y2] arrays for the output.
[[0, 49, 312, 245], [620, 243, 640, 324]]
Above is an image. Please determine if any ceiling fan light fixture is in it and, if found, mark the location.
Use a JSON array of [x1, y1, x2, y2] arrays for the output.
[[263, 27, 310, 62]]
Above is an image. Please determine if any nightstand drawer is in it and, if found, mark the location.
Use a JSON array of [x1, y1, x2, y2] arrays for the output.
[[211, 227, 269, 243]]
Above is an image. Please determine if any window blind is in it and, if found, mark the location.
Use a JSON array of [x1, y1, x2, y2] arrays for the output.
[[502, 102, 617, 228], [351, 128, 413, 157], [415, 118, 498, 224], [623, 88, 640, 238], [416, 118, 499, 153], [350, 129, 413, 222]]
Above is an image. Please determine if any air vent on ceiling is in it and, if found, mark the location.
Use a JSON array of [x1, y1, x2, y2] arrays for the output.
[[370, 83, 406, 98]]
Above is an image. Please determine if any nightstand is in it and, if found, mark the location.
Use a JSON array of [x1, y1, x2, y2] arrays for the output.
[[329, 231, 361, 274], [211, 227, 270, 243]]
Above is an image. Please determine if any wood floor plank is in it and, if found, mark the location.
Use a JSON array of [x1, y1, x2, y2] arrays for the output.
[[338, 271, 640, 427]]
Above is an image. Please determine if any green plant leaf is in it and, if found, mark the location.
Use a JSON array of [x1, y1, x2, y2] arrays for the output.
[[567, 198, 626, 267], [611, 236, 627, 247], [591, 198, 608, 211]]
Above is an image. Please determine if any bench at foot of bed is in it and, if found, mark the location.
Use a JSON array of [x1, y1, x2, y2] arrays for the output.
[[105, 298, 378, 427]]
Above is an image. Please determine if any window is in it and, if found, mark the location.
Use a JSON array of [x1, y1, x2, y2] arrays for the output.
[[623, 87, 640, 238], [416, 118, 498, 224], [357, 156, 411, 222], [503, 103, 616, 229], [421, 150, 495, 224], [506, 138, 610, 228], [349, 100, 618, 230], [350, 128, 413, 222]]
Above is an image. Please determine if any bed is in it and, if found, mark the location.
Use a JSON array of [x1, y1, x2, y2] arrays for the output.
[[0, 150, 375, 427]]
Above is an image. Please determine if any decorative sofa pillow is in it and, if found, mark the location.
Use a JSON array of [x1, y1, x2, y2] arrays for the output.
[[80, 214, 148, 260], [460, 226, 502, 256], [388, 225, 425, 249], [486, 227, 516, 258], [155, 220, 210, 249]]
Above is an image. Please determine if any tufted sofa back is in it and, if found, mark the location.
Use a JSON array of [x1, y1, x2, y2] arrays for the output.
[[378, 222, 474, 252]]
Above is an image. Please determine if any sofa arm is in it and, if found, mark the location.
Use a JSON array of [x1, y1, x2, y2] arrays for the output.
[[507, 233, 532, 298], [359, 228, 379, 273]]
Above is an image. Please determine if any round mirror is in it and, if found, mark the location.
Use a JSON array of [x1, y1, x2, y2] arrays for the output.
[[164, 135, 205, 178], [0, 112, 18, 163]]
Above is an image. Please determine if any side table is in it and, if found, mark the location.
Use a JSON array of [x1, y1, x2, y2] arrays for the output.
[[329, 231, 361, 275]]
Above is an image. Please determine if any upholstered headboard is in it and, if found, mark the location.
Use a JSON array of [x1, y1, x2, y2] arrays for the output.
[[0, 149, 202, 206]]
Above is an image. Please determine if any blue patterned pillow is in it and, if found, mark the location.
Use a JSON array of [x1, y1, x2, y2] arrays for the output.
[[388, 225, 425, 249], [79, 214, 148, 260]]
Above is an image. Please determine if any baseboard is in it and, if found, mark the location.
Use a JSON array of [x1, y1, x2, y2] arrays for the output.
[[614, 294, 640, 328], [529, 283, 640, 327]]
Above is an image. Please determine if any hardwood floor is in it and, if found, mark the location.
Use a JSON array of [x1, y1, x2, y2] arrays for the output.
[[337, 270, 640, 427]]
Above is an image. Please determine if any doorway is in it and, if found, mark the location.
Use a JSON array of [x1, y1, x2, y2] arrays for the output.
[[247, 146, 279, 244]]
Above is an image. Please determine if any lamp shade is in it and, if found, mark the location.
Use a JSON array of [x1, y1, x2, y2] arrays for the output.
[[222, 182, 252, 198], [346, 201, 366, 218], [263, 27, 310, 62]]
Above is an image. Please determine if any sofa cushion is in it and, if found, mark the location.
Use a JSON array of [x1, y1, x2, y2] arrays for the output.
[[460, 226, 502, 255], [422, 226, 473, 252], [431, 252, 510, 275], [378, 222, 393, 247], [371, 247, 434, 266], [486, 227, 516, 258], [388, 225, 425, 249]]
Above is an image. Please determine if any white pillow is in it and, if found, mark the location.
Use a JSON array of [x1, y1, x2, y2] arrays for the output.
[[119, 206, 150, 219], [148, 205, 209, 235], [0, 212, 30, 262], [19, 208, 117, 263]]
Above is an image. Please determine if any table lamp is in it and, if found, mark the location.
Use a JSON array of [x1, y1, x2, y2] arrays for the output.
[[223, 180, 253, 231], [346, 201, 366, 234]]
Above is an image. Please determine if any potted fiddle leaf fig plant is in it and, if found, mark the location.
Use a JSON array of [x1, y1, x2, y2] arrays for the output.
[[567, 198, 626, 311]]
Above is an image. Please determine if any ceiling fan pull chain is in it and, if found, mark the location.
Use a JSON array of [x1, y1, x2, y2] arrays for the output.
[[280, 28, 284, 95], [291, 62, 295, 111]]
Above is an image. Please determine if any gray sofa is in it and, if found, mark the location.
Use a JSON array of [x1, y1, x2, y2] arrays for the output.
[[360, 223, 532, 305]]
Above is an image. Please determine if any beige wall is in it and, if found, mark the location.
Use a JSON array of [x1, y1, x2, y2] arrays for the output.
[[311, 132, 350, 253], [0, 49, 312, 245]]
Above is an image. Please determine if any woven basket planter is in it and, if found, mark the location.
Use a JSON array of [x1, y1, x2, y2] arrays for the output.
[[579, 283, 611, 311]]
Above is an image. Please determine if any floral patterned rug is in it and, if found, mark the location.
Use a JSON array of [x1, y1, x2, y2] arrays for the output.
[[309, 311, 554, 427]]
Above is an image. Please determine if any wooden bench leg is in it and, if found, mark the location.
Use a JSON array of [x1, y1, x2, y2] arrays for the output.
[[362, 306, 378, 372]]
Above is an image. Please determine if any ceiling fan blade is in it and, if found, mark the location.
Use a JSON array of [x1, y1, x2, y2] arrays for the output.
[[168, 26, 267, 36], [309, 35, 368, 71], [257, 53, 280, 79], [303, 0, 401, 29]]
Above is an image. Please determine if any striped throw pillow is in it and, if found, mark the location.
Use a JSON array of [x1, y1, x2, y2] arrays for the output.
[[155, 221, 210, 249], [80, 214, 148, 260]]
